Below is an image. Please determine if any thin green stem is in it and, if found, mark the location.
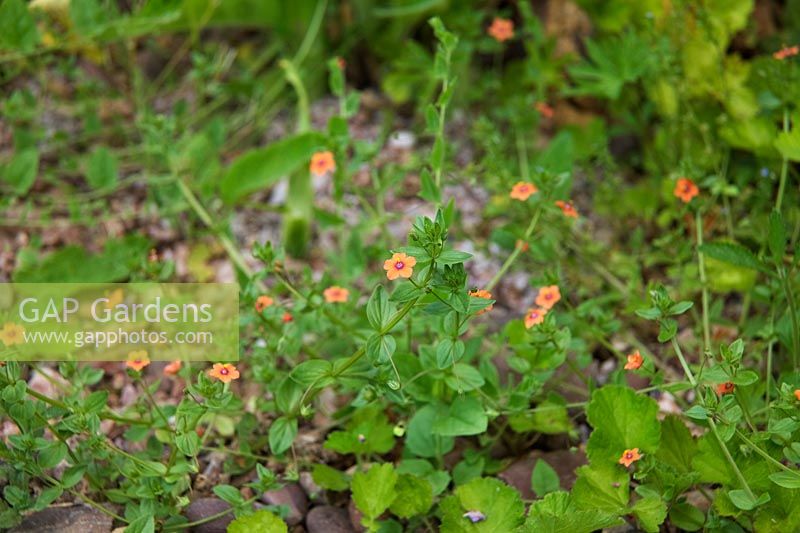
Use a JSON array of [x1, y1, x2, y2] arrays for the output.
[[735, 429, 800, 478], [162, 496, 258, 530], [487, 203, 543, 291], [695, 210, 712, 353], [777, 108, 790, 211], [670, 338, 755, 499]]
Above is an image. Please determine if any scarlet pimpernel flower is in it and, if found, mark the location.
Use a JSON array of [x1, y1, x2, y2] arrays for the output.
[[535, 285, 561, 309], [0, 323, 25, 347], [164, 360, 182, 376], [717, 381, 735, 396], [524, 308, 547, 328], [323, 286, 349, 303], [209, 363, 239, 383], [384, 252, 416, 280], [469, 289, 493, 315], [310, 151, 336, 177], [488, 17, 514, 42], [255, 295, 274, 313], [535, 101, 554, 118], [619, 448, 642, 467], [510, 182, 538, 201], [555, 200, 578, 218], [126, 351, 150, 371], [774, 45, 799, 60], [674, 178, 699, 203], [794, 389, 800, 401], [624, 351, 643, 370]]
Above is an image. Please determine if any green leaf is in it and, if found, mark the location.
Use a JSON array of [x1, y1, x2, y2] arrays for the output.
[[0, 0, 39, 51], [508, 400, 573, 435], [571, 464, 628, 514], [775, 120, 800, 161], [351, 463, 398, 528], [657, 415, 697, 473], [531, 459, 560, 497], [213, 484, 245, 506], [436, 338, 465, 369], [220, 132, 324, 203], [437, 250, 472, 265], [668, 502, 705, 531], [269, 416, 297, 455], [769, 471, 800, 489], [684, 405, 709, 421], [38, 441, 67, 469], [290, 360, 332, 387], [521, 491, 621, 533], [445, 364, 485, 392], [566, 33, 652, 99], [698, 242, 768, 273], [366, 334, 397, 364], [389, 473, 433, 518], [3, 148, 38, 195], [86, 147, 119, 189], [433, 396, 487, 436], [630, 495, 667, 533], [439, 477, 525, 533], [70, 0, 108, 38], [768, 209, 787, 264], [657, 318, 677, 342], [406, 405, 454, 458], [228, 510, 287, 533], [312, 464, 349, 491], [367, 285, 393, 331], [728, 489, 770, 511], [586, 385, 661, 465]]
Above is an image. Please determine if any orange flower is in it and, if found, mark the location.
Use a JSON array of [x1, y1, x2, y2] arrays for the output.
[[555, 200, 578, 218], [524, 307, 547, 328], [126, 350, 150, 372], [282, 312, 294, 323], [717, 381, 735, 396], [535, 102, 554, 118], [323, 286, 350, 303], [255, 295, 274, 313], [515, 240, 529, 252], [774, 45, 799, 60], [510, 182, 538, 201], [624, 351, 643, 370], [208, 363, 240, 383], [0, 323, 25, 347], [674, 178, 699, 203], [619, 448, 642, 467], [488, 17, 514, 42], [535, 285, 561, 309], [336, 56, 346, 69], [469, 289, 494, 315], [310, 151, 336, 177], [383, 252, 416, 280], [794, 389, 800, 401], [164, 360, 182, 376]]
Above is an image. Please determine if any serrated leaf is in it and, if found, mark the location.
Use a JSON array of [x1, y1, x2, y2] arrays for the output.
[[698, 242, 768, 273], [433, 396, 487, 437], [572, 463, 628, 514], [228, 510, 287, 533], [389, 473, 433, 518], [439, 477, 524, 533], [631, 495, 667, 532], [351, 463, 398, 528], [521, 491, 621, 533], [312, 464, 349, 491], [586, 385, 661, 465]]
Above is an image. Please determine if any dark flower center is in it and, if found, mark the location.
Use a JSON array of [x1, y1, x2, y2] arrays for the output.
[[395, 261, 405, 270], [220, 368, 229, 375]]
